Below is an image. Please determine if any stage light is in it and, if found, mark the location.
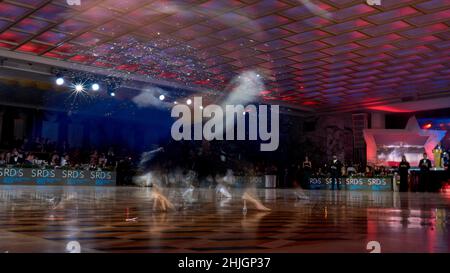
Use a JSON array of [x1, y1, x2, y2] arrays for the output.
[[107, 84, 117, 97], [159, 95, 165, 101], [186, 99, 192, 105], [74, 84, 84, 92], [423, 123, 432, 129], [56, 77, 64, 86], [91, 83, 100, 91]]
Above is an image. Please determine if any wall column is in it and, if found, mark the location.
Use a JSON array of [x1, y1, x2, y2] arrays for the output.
[[371, 112, 385, 129]]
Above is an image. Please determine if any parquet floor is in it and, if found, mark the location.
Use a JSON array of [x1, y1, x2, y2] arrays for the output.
[[0, 186, 449, 253]]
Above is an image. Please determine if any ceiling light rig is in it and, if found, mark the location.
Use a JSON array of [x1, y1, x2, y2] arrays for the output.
[[52, 68, 122, 98]]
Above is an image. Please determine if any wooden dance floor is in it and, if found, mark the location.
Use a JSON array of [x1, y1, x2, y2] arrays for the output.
[[0, 186, 449, 253]]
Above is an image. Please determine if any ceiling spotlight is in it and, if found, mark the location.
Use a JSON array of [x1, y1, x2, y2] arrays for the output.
[[174, 101, 178, 104], [74, 84, 84, 92], [56, 77, 64, 86], [186, 99, 192, 105], [91, 83, 100, 91], [159, 94, 165, 101], [110, 92, 116, 97]]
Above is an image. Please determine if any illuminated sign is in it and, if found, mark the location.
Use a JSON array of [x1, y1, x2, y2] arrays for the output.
[[309, 177, 393, 191], [0, 168, 116, 186]]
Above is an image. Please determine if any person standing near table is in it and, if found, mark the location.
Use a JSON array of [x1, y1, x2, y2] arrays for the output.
[[398, 155, 410, 192], [302, 156, 312, 189], [433, 143, 443, 168], [329, 155, 342, 190], [418, 153, 432, 192]]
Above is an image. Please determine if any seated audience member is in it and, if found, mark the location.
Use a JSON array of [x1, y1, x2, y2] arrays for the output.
[[50, 152, 60, 166], [60, 154, 70, 167], [316, 167, 325, 177], [9, 149, 23, 165], [341, 163, 347, 177], [347, 163, 356, 176], [443, 152, 449, 170], [24, 153, 35, 166], [71, 149, 82, 165], [5, 152, 11, 165], [365, 165, 374, 177], [90, 150, 99, 166], [98, 153, 107, 168]]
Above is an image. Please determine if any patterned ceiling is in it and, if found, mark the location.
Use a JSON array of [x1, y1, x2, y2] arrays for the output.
[[0, 0, 449, 112]]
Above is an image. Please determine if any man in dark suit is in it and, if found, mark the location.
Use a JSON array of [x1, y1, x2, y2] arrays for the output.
[[9, 149, 23, 165], [418, 153, 432, 192], [329, 155, 342, 190]]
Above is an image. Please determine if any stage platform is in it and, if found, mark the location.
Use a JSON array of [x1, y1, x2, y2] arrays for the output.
[[0, 186, 449, 253]]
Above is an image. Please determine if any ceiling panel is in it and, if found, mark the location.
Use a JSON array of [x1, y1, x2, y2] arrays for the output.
[[0, 0, 449, 113]]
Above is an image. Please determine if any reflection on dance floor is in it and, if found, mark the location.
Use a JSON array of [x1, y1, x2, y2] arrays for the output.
[[0, 186, 449, 253]]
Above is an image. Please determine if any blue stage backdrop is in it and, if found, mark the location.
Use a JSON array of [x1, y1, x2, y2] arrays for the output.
[[0, 168, 116, 186]]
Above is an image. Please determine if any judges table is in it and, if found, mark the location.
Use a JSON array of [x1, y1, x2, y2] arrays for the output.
[[0, 167, 116, 186], [309, 177, 393, 191], [409, 168, 449, 192]]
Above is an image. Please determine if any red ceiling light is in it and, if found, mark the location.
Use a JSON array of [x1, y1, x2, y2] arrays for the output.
[[303, 101, 319, 106], [69, 54, 94, 63], [367, 105, 414, 113], [43, 52, 66, 59], [17, 42, 50, 54], [0, 30, 29, 44], [0, 42, 15, 49], [116, 64, 139, 72]]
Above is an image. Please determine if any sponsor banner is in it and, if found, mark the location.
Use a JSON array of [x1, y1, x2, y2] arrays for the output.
[[234, 176, 265, 188], [309, 177, 392, 191], [0, 168, 116, 186]]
